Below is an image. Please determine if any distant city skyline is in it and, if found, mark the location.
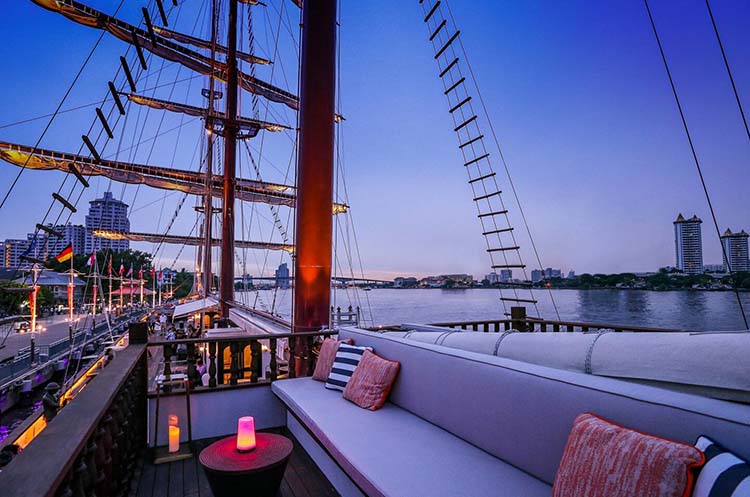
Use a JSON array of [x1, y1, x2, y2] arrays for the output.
[[0, 2, 748, 279]]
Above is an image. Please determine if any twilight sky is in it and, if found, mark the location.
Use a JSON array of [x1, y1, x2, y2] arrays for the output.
[[0, 0, 748, 280]]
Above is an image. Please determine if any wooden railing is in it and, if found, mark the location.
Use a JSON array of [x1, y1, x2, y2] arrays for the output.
[[147, 330, 339, 392], [0, 343, 148, 497], [427, 318, 687, 333]]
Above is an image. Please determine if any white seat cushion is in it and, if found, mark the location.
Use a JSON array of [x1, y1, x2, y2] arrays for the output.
[[273, 378, 551, 497]]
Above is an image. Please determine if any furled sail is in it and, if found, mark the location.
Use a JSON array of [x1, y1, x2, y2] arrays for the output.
[[0, 143, 348, 213], [31, 0, 299, 110], [0, 142, 293, 205], [93, 230, 294, 253], [125, 94, 290, 137], [151, 26, 271, 65]]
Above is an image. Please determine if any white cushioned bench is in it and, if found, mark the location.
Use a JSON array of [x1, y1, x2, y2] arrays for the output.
[[273, 377, 551, 497], [272, 327, 750, 497]]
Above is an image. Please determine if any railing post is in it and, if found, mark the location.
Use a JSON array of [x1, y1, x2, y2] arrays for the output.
[[269, 338, 278, 382], [250, 340, 262, 383], [229, 341, 239, 385], [510, 306, 528, 332], [208, 341, 217, 388]]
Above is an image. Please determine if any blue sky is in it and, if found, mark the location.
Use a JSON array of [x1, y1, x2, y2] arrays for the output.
[[0, 0, 748, 279]]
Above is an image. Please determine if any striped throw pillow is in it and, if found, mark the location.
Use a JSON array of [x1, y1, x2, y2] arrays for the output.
[[343, 350, 400, 410], [325, 344, 372, 391], [693, 436, 749, 497], [312, 338, 354, 381], [553, 413, 704, 497]]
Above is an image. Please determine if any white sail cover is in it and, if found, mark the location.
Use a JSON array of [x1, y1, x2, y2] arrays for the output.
[[398, 325, 750, 403]]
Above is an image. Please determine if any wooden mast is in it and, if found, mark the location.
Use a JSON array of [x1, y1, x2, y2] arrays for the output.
[[219, 0, 239, 318], [292, 0, 337, 373], [202, 0, 218, 298]]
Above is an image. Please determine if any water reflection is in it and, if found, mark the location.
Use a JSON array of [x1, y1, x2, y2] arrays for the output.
[[236, 288, 750, 331]]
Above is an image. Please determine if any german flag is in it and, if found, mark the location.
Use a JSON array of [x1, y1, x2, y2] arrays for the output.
[[54, 243, 73, 263]]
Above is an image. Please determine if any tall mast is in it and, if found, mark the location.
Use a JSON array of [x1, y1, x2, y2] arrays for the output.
[[202, 0, 218, 297], [292, 0, 337, 352], [219, 0, 239, 318]]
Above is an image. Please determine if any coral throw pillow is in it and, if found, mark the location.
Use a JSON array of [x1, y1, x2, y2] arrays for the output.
[[343, 350, 400, 411], [553, 413, 704, 497], [312, 338, 353, 381]]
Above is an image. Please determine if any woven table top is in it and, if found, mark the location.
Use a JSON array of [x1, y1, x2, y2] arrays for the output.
[[199, 433, 293, 475]]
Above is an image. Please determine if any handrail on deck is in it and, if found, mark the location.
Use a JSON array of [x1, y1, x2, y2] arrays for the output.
[[427, 317, 688, 333], [147, 330, 339, 392], [0, 343, 148, 497]]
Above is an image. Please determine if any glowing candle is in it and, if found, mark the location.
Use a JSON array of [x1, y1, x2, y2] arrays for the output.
[[236, 416, 256, 452], [168, 425, 180, 453], [168, 414, 178, 426]]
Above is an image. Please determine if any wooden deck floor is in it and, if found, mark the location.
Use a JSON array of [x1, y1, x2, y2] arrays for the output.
[[130, 429, 340, 497]]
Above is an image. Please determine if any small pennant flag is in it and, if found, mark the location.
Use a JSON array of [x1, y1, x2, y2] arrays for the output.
[[108, 256, 112, 275], [85, 252, 96, 267], [126, 264, 133, 278], [151, 267, 155, 279], [54, 243, 73, 263], [119, 263, 125, 276], [158, 270, 163, 282], [138, 267, 143, 279]]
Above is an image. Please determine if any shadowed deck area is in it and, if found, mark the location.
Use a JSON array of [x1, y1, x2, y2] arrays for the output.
[[130, 429, 340, 497]]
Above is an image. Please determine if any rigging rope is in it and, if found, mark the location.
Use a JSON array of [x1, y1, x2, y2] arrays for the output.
[[644, 0, 748, 329], [442, 0, 560, 320], [0, 0, 127, 211], [704, 0, 750, 146]]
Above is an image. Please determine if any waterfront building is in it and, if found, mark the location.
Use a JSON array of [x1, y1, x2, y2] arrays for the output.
[[499, 269, 512, 282], [43, 223, 86, 257], [673, 214, 703, 275], [13, 270, 85, 305], [703, 264, 725, 274], [394, 276, 418, 288], [275, 262, 290, 288], [485, 272, 499, 284], [440, 274, 474, 286], [4, 233, 48, 268], [544, 268, 562, 279], [85, 191, 130, 253], [567, 270, 576, 279], [721, 229, 750, 273], [531, 269, 543, 283]]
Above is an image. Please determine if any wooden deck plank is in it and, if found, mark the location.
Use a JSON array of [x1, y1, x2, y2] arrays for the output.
[[135, 452, 156, 497], [152, 460, 171, 497], [130, 429, 340, 497], [168, 457, 184, 497]]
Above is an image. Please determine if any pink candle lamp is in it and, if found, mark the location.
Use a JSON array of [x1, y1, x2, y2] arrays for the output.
[[236, 416, 256, 452]]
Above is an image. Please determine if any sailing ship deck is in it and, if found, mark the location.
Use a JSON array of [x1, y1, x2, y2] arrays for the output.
[[131, 428, 340, 497]]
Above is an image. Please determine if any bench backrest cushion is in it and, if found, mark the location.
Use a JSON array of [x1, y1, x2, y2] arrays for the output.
[[338, 328, 750, 485]]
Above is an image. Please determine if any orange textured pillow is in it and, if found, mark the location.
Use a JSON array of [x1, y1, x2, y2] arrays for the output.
[[312, 338, 353, 381], [343, 350, 400, 410], [553, 413, 704, 497]]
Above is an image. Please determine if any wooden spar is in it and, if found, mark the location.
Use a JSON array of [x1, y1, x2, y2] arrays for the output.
[[292, 0, 337, 373], [219, 0, 239, 318]]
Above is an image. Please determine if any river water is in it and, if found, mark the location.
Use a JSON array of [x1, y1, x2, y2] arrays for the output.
[[236, 288, 750, 331]]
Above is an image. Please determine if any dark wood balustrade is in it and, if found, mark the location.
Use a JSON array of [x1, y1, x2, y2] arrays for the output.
[[148, 330, 339, 393], [0, 344, 148, 497], [427, 318, 688, 334]]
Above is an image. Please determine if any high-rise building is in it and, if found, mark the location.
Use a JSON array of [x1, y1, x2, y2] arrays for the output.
[[275, 262, 290, 288], [85, 191, 130, 253], [674, 214, 703, 275], [530, 269, 543, 283], [4, 233, 48, 268], [43, 223, 86, 257], [721, 229, 750, 273], [499, 269, 513, 282]]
